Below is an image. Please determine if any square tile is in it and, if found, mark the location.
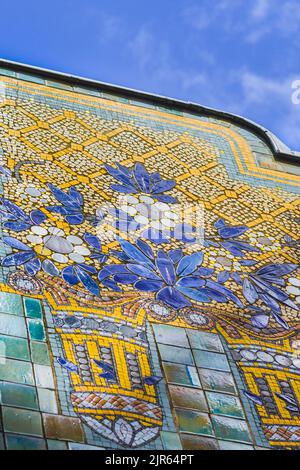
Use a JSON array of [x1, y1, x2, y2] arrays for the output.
[[0, 358, 34, 385], [47, 439, 68, 450], [38, 388, 58, 413], [180, 434, 219, 450], [175, 409, 214, 436], [187, 330, 224, 353], [206, 392, 244, 418], [158, 344, 194, 365], [24, 297, 42, 319], [0, 292, 23, 316], [31, 341, 50, 365], [0, 334, 30, 361], [198, 368, 237, 394], [43, 414, 84, 442], [193, 350, 230, 372], [3, 406, 43, 436], [163, 362, 201, 387], [5, 433, 46, 450], [160, 431, 182, 450], [0, 313, 27, 338], [211, 416, 252, 443], [169, 385, 208, 412], [153, 324, 189, 348], [34, 364, 55, 388], [219, 440, 254, 450], [27, 319, 46, 341], [0, 382, 38, 410]]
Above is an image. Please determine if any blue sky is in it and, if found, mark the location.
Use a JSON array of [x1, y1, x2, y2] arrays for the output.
[[1, 0, 300, 149]]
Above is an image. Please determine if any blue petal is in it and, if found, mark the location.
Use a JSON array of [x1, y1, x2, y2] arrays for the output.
[[99, 371, 115, 381], [243, 391, 263, 406], [133, 163, 151, 193], [47, 183, 76, 207], [93, 359, 114, 373], [0, 165, 11, 177], [90, 254, 108, 263], [74, 266, 100, 296], [110, 250, 130, 261], [65, 213, 84, 225], [4, 221, 31, 232], [114, 273, 139, 284], [101, 278, 122, 292], [221, 242, 243, 257], [141, 228, 170, 244], [250, 276, 289, 302], [2, 199, 30, 222], [176, 286, 211, 303], [42, 259, 59, 276], [143, 376, 162, 386], [239, 259, 258, 266], [217, 271, 230, 283], [68, 186, 83, 206], [62, 266, 79, 286], [57, 357, 78, 372], [24, 258, 41, 276], [176, 276, 205, 288], [231, 272, 243, 285], [176, 252, 203, 276], [3, 236, 32, 251], [77, 263, 97, 274], [136, 239, 154, 260], [84, 233, 102, 252], [168, 249, 183, 264], [195, 267, 214, 277], [251, 314, 269, 329], [272, 311, 289, 330], [243, 279, 259, 304], [127, 264, 161, 280], [30, 210, 47, 225], [151, 179, 176, 194], [2, 250, 35, 267], [256, 263, 298, 277], [98, 265, 129, 281], [156, 258, 176, 285], [118, 238, 154, 266], [134, 280, 164, 291], [46, 205, 76, 215], [202, 288, 227, 302], [153, 194, 178, 204], [206, 280, 244, 308], [156, 286, 191, 309], [214, 219, 225, 229], [105, 164, 133, 186], [219, 226, 249, 239], [259, 293, 281, 312], [111, 183, 138, 194]]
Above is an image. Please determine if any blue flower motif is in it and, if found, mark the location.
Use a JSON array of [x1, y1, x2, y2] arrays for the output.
[[46, 184, 84, 225], [98, 238, 243, 310], [105, 163, 178, 204], [0, 198, 47, 231], [1, 236, 59, 277]]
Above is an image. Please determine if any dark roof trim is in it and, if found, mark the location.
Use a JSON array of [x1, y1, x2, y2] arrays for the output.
[[0, 58, 299, 165]]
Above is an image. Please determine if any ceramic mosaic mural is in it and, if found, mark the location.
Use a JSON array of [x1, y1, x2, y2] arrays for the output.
[[0, 65, 299, 450]]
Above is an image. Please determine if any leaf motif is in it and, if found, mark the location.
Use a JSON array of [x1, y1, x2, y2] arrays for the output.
[[74, 266, 100, 296], [134, 279, 164, 292], [114, 273, 139, 284], [156, 286, 191, 310], [133, 163, 151, 193], [272, 311, 289, 330], [156, 258, 176, 285], [127, 264, 161, 280], [42, 259, 60, 276], [3, 236, 32, 251], [111, 183, 138, 194], [118, 238, 154, 266], [84, 233, 102, 252], [68, 186, 84, 206], [243, 278, 259, 304], [136, 239, 154, 260], [176, 252, 204, 276], [4, 221, 31, 231], [218, 225, 249, 239], [30, 210, 47, 225], [251, 314, 269, 329], [168, 248, 183, 264], [217, 271, 230, 283], [24, 258, 41, 276], [256, 263, 298, 277], [65, 213, 84, 225], [2, 250, 35, 267], [176, 286, 211, 303], [176, 276, 206, 288], [243, 391, 263, 406], [62, 266, 79, 286], [151, 179, 176, 194]]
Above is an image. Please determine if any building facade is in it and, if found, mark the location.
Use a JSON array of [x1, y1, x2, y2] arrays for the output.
[[0, 60, 299, 450]]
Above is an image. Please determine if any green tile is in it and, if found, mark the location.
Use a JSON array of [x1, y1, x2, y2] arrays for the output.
[[153, 324, 189, 347], [198, 368, 237, 395], [180, 434, 219, 450], [38, 388, 58, 413], [0, 382, 38, 410], [31, 341, 50, 365], [160, 432, 182, 450], [207, 392, 244, 418], [212, 416, 252, 443], [34, 364, 55, 388], [47, 439, 68, 450], [0, 358, 34, 385], [169, 385, 208, 412], [0, 334, 30, 360], [187, 330, 224, 353], [27, 319, 45, 341], [175, 409, 214, 436], [24, 297, 42, 319], [158, 344, 194, 365], [163, 362, 201, 387], [3, 406, 43, 437], [6, 433, 46, 450], [219, 440, 254, 450], [0, 292, 23, 316], [193, 350, 230, 372], [0, 313, 27, 338]]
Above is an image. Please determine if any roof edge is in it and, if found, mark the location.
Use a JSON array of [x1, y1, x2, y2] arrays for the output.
[[0, 58, 299, 165]]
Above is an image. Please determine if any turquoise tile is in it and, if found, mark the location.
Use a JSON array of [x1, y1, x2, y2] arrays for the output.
[[212, 416, 252, 443], [0, 334, 30, 360], [206, 392, 244, 418], [198, 368, 237, 395], [38, 388, 58, 413], [163, 362, 201, 387], [158, 344, 194, 365], [31, 341, 50, 365], [0, 313, 27, 338], [0, 292, 23, 316], [219, 440, 254, 450], [0, 382, 38, 410], [3, 406, 43, 437], [193, 350, 230, 372], [34, 364, 55, 388], [6, 433, 46, 450], [0, 358, 34, 385], [187, 330, 224, 353], [176, 409, 214, 436], [153, 324, 189, 348], [47, 439, 68, 450], [24, 297, 42, 319], [27, 319, 45, 341], [160, 432, 182, 450]]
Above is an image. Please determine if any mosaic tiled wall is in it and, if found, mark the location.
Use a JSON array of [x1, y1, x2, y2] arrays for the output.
[[0, 68, 299, 450]]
